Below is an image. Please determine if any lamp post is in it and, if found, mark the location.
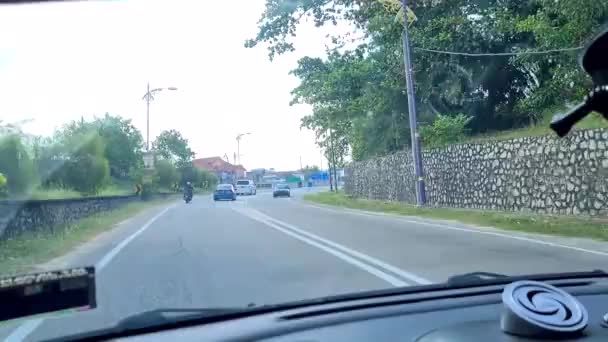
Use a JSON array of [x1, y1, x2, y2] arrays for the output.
[[236, 132, 251, 165], [142, 82, 178, 152]]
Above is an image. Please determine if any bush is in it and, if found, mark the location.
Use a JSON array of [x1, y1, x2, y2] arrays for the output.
[[0, 172, 7, 197], [61, 133, 110, 195], [140, 180, 159, 200], [155, 159, 179, 190], [420, 114, 473, 149], [64, 155, 110, 195], [199, 169, 218, 190], [0, 134, 36, 195]]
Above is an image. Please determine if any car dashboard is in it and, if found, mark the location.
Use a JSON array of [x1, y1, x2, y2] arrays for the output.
[[107, 275, 608, 342]]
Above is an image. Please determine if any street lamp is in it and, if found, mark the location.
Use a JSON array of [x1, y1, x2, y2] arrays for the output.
[[142, 82, 178, 151], [236, 132, 251, 165]]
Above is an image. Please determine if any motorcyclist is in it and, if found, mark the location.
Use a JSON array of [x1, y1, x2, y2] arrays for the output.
[[183, 181, 194, 200]]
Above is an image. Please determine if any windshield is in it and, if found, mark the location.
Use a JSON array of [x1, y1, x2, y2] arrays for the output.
[[1, 0, 607, 340]]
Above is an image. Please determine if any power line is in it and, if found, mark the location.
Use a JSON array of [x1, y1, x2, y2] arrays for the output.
[[413, 46, 583, 57]]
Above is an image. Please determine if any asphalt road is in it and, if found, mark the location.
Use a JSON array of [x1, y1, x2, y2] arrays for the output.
[[3, 188, 608, 341]]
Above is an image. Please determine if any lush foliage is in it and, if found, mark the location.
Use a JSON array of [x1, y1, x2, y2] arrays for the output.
[[0, 115, 203, 198], [154, 159, 181, 190], [0, 173, 6, 196], [247, 0, 608, 161], [60, 132, 110, 195], [420, 114, 472, 148], [153, 129, 195, 168], [0, 134, 36, 195], [48, 114, 144, 179]]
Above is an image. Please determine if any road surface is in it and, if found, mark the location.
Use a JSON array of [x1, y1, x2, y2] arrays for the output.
[[2, 188, 608, 341]]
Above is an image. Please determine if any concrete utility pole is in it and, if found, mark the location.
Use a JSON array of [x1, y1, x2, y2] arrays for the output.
[[401, 0, 426, 205]]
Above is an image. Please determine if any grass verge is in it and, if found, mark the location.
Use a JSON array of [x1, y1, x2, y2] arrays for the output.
[[465, 111, 608, 144], [0, 197, 176, 276], [304, 192, 608, 242]]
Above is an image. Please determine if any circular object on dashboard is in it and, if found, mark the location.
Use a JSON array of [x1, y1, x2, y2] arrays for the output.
[[501, 280, 588, 337]]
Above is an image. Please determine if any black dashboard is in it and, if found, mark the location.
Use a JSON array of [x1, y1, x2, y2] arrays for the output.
[[112, 276, 608, 342]]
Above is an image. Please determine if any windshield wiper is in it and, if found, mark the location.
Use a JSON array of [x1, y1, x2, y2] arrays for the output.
[[446, 271, 509, 286], [115, 307, 248, 330]]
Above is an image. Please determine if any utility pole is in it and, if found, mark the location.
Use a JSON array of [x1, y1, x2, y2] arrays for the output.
[[328, 128, 339, 192], [146, 82, 150, 151], [401, 0, 426, 205], [236, 132, 251, 165], [142, 83, 177, 151]]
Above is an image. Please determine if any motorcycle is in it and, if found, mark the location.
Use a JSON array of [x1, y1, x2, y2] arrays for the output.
[[183, 190, 193, 203]]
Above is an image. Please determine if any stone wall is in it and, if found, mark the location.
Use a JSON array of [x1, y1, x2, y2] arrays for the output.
[[0, 195, 141, 240], [345, 128, 608, 216]]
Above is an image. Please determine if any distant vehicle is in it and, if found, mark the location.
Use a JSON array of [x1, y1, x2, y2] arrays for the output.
[[273, 183, 291, 198], [213, 183, 236, 201], [236, 179, 256, 196]]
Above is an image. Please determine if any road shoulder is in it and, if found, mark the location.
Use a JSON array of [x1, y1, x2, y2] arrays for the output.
[[300, 196, 608, 256], [38, 199, 178, 272]]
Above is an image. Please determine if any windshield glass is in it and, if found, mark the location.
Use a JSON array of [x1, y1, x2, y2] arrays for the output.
[[1, 0, 607, 340]]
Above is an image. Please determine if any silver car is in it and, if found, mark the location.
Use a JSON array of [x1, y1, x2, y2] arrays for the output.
[[273, 183, 291, 198]]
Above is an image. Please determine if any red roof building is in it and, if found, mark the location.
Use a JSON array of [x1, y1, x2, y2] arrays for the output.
[[193, 157, 246, 183]]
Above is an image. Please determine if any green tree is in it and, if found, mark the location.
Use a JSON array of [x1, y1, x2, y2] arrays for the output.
[[154, 159, 180, 190], [153, 130, 195, 168], [420, 114, 472, 148], [61, 132, 110, 194], [93, 114, 144, 179], [0, 172, 7, 197], [199, 169, 218, 190], [55, 114, 144, 179], [0, 134, 35, 195], [247, 0, 608, 157]]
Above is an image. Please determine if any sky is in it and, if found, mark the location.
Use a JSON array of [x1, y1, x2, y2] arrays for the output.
[[0, 0, 343, 171]]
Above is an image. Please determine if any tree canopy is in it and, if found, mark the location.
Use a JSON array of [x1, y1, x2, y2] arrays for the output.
[[247, 0, 608, 161], [0, 114, 206, 197], [153, 129, 196, 168]]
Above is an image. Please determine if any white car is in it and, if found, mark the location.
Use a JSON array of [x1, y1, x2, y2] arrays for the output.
[[235, 179, 256, 195]]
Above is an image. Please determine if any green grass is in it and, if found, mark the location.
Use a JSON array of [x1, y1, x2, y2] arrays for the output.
[[465, 110, 608, 144], [0, 198, 176, 276], [304, 192, 608, 241], [26, 188, 83, 200], [9, 185, 134, 200]]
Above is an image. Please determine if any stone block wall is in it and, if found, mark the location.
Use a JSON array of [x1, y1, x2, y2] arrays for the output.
[[345, 129, 608, 216], [0, 195, 139, 239]]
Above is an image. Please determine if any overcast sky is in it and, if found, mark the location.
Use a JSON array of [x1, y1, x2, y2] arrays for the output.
[[0, 0, 343, 171]]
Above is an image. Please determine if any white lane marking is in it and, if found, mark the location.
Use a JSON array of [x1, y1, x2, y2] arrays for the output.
[[4, 319, 44, 342], [234, 207, 409, 286], [236, 207, 432, 285], [96, 204, 176, 270], [302, 203, 608, 258], [5, 203, 176, 342], [253, 209, 431, 285]]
